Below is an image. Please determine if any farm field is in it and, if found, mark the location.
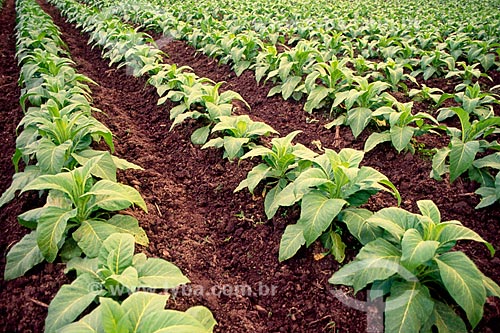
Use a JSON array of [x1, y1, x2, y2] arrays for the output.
[[0, 0, 499, 332]]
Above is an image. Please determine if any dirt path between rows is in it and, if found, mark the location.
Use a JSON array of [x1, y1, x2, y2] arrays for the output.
[[0, 0, 499, 331]]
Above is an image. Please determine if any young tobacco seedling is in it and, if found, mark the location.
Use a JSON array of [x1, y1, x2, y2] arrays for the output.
[[46, 233, 216, 333], [330, 200, 499, 333], [270, 148, 400, 262], [234, 130, 317, 218], [202, 115, 278, 160], [4, 156, 148, 280], [408, 84, 453, 108], [431, 107, 500, 183], [364, 97, 442, 153]]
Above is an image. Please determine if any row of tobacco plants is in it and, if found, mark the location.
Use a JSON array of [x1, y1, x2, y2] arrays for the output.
[[2, 0, 499, 332], [0, 0, 217, 332], [53, 0, 500, 332], [82, 0, 500, 209]]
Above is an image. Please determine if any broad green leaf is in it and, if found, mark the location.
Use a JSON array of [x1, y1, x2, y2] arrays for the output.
[[120, 292, 169, 332], [431, 147, 450, 180], [365, 207, 418, 242], [23, 171, 75, 199], [264, 183, 283, 219], [185, 306, 217, 331], [330, 239, 403, 292], [401, 229, 439, 269], [73, 151, 117, 182], [37, 207, 77, 262], [0, 166, 40, 208], [472, 152, 500, 169], [100, 298, 130, 333], [278, 224, 306, 262], [282, 76, 302, 100], [191, 126, 211, 145], [86, 180, 147, 212], [364, 132, 391, 152], [235, 164, 271, 193], [347, 107, 372, 138], [304, 85, 329, 113], [340, 208, 379, 245], [223, 137, 249, 160], [390, 126, 415, 153], [449, 138, 480, 183], [325, 230, 346, 263], [422, 301, 467, 333], [108, 266, 139, 292], [435, 252, 486, 327], [137, 258, 190, 289], [106, 214, 149, 246], [45, 274, 105, 333], [417, 200, 441, 224], [297, 192, 346, 246], [338, 148, 365, 168], [482, 274, 500, 297], [73, 220, 120, 258], [58, 305, 103, 333], [438, 223, 494, 255], [99, 233, 135, 275], [74, 149, 143, 172], [4, 230, 44, 280], [37, 139, 72, 174], [65, 257, 99, 278], [138, 310, 208, 333], [385, 281, 434, 333]]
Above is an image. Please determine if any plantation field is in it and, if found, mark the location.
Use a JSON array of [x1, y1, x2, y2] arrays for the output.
[[0, 0, 499, 332]]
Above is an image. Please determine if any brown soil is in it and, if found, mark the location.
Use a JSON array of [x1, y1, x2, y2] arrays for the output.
[[0, 0, 499, 332]]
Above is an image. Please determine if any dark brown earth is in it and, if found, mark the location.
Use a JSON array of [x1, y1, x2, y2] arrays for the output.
[[0, 0, 499, 332]]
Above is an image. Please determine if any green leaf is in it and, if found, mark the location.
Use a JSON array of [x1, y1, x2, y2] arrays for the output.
[[347, 107, 372, 138], [223, 137, 249, 160], [86, 180, 147, 212], [435, 252, 486, 328], [449, 138, 480, 183], [0, 166, 40, 208], [438, 223, 494, 256], [106, 214, 149, 246], [473, 152, 500, 169], [37, 207, 77, 262], [191, 126, 211, 145], [185, 306, 217, 331], [138, 310, 209, 333], [65, 257, 99, 278], [73, 151, 117, 182], [108, 266, 139, 292], [100, 297, 130, 333], [422, 301, 467, 333], [4, 230, 44, 280], [340, 208, 380, 245], [264, 182, 283, 219], [431, 147, 450, 180], [45, 274, 104, 333], [482, 274, 500, 297], [235, 164, 271, 194], [364, 132, 391, 152], [304, 85, 329, 113], [278, 224, 306, 262], [37, 139, 72, 174], [297, 192, 346, 246], [385, 281, 434, 333], [73, 220, 120, 258], [137, 258, 190, 289], [99, 233, 135, 275], [365, 207, 419, 242], [401, 229, 439, 269], [390, 126, 415, 153], [282, 76, 303, 100], [23, 171, 75, 199], [120, 292, 169, 332], [58, 305, 103, 333], [329, 238, 403, 292], [416, 200, 441, 224]]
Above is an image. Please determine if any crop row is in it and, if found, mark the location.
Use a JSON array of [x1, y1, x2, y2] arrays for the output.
[[43, 0, 500, 331], [77, 0, 500, 209], [1, 0, 216, 332]]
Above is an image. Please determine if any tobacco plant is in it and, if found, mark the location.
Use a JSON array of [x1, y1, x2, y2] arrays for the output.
[[202, 115, 278, 160], [46, 233, 215, 333], [235, 130, 317, 218], [269, 148, 400, 262], [4, 156, 148, 280], [330, 200, 499, 333]]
